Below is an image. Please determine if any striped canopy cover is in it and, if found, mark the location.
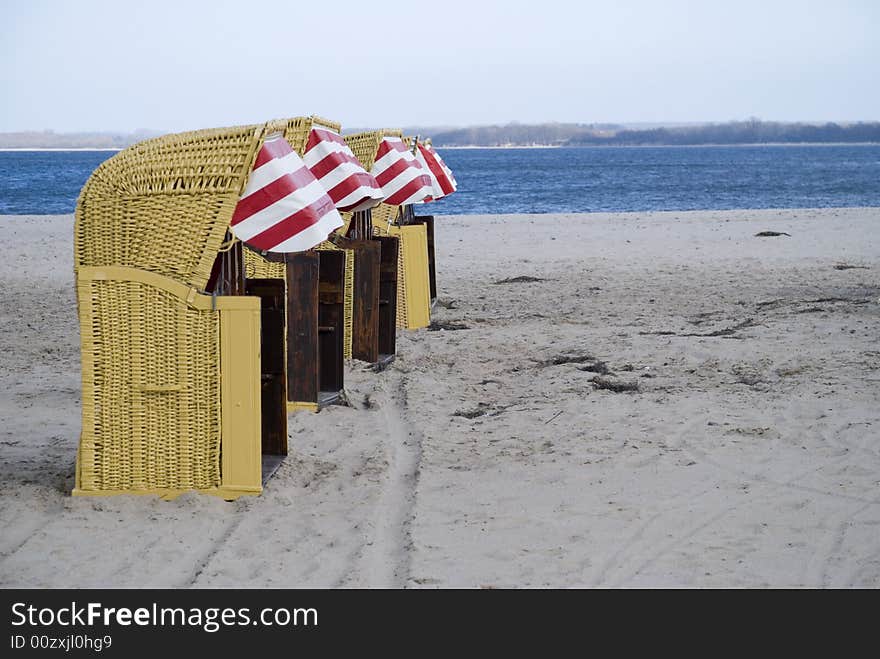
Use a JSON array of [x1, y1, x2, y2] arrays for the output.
[[415, 142, 457, 200], [371, 136, 434, 206], [230, 133, 343, 253], [303, 128, 384, 212]]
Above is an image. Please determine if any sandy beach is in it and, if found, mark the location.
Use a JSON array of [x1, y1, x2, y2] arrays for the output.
[[0, 207, 878, 588]]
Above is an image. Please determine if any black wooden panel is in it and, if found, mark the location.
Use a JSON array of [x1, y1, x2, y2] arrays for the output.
[[318, 251, 345, 395], [414, 215, 437, 301], [351, 240, 380, 363], [208, 235, 246, 296], [245, 278, 288, 456], [286, 253, 320, 405], [376, 236, 399, 357]]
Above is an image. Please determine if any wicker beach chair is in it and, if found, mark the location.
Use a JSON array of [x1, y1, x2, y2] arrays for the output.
[[73, 123, 291, 498], [345, 130, 432, 330], [242, 116, 352, 411]]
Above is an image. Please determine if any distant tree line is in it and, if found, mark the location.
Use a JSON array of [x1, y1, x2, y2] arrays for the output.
[[427, 120, 880, 147], [430, 123, 621, 147], [567, 120, 880, 146], [0, 129, 159, 149]]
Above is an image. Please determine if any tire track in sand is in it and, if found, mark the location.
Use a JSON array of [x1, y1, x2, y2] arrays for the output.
[[354, 372, 423, 587]]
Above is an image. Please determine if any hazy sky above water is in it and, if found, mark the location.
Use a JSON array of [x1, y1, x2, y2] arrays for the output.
[[1, 0, 877, 133]]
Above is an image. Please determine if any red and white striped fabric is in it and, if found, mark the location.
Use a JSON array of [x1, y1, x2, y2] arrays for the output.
[[370, 136, 433, 206], [424, 142, 457, 192], [415, 142, 457, 200], [303, 127, 384, 212], [230, 133, 343, 253]]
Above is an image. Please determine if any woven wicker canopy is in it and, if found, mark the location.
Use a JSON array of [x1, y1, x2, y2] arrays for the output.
[[75, 116, 342, 292], [344, 129, 404, 173], [264, 115, 341, 155], [75, 124, 268, 292]]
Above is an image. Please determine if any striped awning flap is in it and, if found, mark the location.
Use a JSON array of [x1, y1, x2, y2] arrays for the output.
[[303, 127, 384, 212], [415, 141, 457, 200], [425, 142, 457, 193], [371, 136, 434, 206], [230, 133, 343, 253]]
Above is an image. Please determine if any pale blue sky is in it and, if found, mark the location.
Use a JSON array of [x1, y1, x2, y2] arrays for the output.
[[1, 0, 877, 132]]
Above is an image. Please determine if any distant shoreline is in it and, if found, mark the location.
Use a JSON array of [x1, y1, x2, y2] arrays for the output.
[[437, 142, 880, 149], [0, 148, 121, 152], [2, 143, 878, 152]]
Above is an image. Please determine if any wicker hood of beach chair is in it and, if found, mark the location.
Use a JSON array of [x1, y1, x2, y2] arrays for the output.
[[73, 123, 280, 499], [344, 129, 432, 330]]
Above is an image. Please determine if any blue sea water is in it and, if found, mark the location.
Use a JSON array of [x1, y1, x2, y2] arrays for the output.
[[1, 145, 879, 215]]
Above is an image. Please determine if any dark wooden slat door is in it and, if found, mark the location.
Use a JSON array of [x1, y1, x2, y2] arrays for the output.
[[351, 240, 381, 363], [207, 235, 246, 296], [318, 251, 345, 395], [376, 236, 399, 358], [245, 278, 288, 456], [414, 215, 437, 301], [286, 253, 320, 405]]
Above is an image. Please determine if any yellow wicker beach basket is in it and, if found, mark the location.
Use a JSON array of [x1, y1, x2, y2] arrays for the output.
[[73, 124, 276, 499], [242, 116, 356, 359], [344, 129, 431, 330]]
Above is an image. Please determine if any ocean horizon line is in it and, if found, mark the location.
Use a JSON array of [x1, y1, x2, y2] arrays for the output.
[[5, 205, 880, 220], [4, 142, 880, 152], [0, 147, 122, 152], [440, 141, 880, 149]]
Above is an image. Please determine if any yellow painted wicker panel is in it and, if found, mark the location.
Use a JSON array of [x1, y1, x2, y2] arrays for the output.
[[287, 401, 319, 413], [219, 304, 262, 494], [396, 230, 407, 328], [343, 249, 354, 359], [75, 272, 222, 492], [387, 225, 431, 330]]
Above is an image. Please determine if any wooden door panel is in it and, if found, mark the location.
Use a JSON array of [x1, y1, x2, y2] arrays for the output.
[[376, 236, 399, 358], [414, 215, 437, 301], [286, 253, 320, 405], [318, 251, 345, 395], [352, 240, 380, 363], [245, 278, 287, 456]]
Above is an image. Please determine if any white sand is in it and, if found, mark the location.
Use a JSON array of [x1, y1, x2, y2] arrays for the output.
[[0, 208, 878, 588]]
